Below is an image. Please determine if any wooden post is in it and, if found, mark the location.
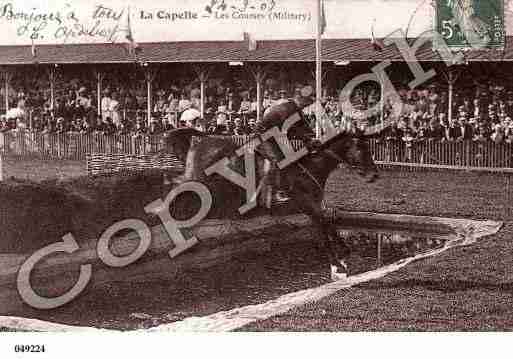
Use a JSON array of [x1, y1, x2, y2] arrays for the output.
[[248, 64, 267, 124], [315, 0, 323, 139], [379, 72, 385, 126], [47, 65, 57, 118], [448, 81, 453, 122], [507, 174, 511, 218], [194, 65, 211, 123], [200, 77, 205, 120], [96, 70, 103, 117], [3, 70, 10, 113], [0, 153, 3, 182], [257, 76, 262, 123], [144, 65, 156, 127], [147, 74, 152, 126], [444, 67, 461, 123]]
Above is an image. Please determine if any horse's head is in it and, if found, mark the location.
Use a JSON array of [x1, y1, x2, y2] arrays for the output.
[[324, 129, 378, 183]]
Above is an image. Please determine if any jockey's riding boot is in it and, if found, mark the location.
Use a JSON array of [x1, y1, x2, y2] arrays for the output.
[[274, 190, 291, 203], [272, 170, 290, 204]]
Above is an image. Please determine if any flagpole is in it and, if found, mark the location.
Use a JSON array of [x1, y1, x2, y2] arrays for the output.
[[4, 71, 8, 113], [380, 72, 384, 126], [315, 0, 322, 139]]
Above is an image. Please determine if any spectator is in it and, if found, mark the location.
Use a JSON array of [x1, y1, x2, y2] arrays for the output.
[[178, 93, 191, 113], [239, 92, 251, 117], [383, 121, 404, 142], [491, 124, 505, 143], [148, 118, 162, 135], [154, 90, 167, 114], [473, 123, 490, 142], [426, 119, 445, 140], [233, 118, 247, 135], [212, 111, 228, 135], [133, 119, 146, 136], [505, 122, 513, 143], [247, 118, 257, 134], [101, 89, 112, 121], [458, 117, 474, 141], [110, 92, 121, 128]]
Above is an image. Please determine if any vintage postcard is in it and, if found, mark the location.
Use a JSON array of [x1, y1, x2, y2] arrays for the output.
[[0, 0, 511, 357]]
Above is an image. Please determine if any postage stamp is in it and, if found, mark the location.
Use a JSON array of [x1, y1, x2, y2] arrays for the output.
[[435, 0, 505, 50]]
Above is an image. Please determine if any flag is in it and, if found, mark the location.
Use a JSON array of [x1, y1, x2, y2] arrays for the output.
[[243, 32, 257, 51], [371, 18, 384, 52], [124, 7, 140, 57], [320, 0, 327, 35], [31, 38, 37, 60]]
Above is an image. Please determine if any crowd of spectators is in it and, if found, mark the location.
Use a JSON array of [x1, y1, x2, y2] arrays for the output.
[[3, 69, 513, 145], [377, 84, 513, 145], [0, 74, 324, 137]]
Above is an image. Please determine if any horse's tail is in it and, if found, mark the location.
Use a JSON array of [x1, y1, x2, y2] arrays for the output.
[[161, 128, 207, 163]]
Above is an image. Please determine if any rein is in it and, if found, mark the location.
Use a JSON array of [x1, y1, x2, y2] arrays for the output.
[[296, 147, 344, 195], [251, 136, 346, 197]]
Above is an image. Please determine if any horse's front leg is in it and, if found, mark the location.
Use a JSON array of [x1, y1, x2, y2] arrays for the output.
[[304, 202, 350, 282], [324, 218, 351, 281]]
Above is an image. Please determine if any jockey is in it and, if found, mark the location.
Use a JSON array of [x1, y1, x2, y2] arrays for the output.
[[255, 85, 317, 206]]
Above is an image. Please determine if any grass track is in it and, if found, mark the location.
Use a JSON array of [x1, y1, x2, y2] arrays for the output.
[[241, 170, 513, 331], [3, 157, 86, 181], [1, 159, 512, 331]]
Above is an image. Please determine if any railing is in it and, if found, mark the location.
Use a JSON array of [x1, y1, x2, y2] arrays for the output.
[[3, 131, 513, 171], [0, 131, 304, 160], [370, 139, 513, 170], [0, 131, 168, 160]]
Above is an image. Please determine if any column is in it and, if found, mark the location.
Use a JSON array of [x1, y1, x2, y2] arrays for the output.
[[3, 70, 10, 113], [144, 65, 156, 127], [194, 65, 211, 122], [95, 70, 103, 117], [248, 64, 267, 123], [47, 65, 58, 118]]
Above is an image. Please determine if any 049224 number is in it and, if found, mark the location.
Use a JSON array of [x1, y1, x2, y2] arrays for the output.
[[14, 344, 45, 353]]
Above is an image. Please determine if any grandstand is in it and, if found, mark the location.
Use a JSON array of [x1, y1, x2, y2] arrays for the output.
[[0, 0, 512, 171]]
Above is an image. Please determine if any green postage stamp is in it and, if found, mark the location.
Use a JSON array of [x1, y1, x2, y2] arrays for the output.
[[435, 0, 505, 50]]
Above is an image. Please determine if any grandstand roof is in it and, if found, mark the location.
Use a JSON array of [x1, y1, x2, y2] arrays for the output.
[[0, 37, 512, 65]]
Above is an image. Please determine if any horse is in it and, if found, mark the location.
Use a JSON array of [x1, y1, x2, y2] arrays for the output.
[[161, 125, 379, 280]]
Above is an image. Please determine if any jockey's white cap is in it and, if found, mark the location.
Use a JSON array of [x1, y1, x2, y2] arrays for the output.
[[180, 108, 200, 123], [6, 108, 25, 119]]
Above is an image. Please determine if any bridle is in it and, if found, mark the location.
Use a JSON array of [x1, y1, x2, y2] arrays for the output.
[[296, 146, 346, 194]]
